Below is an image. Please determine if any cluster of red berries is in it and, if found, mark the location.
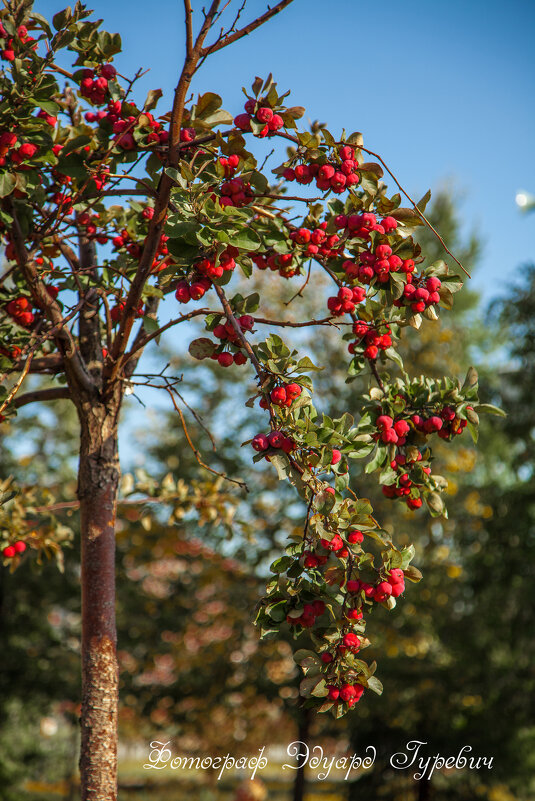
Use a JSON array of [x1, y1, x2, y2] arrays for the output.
[[218, 175, 254, 208], [251, 430, 296, 454], [210, 314, 253, 366], [327, 682, 364, 707], [409, 407, 469, 440], [234, 100, 284, 138], [345, 243, 410, 286], [286, 599, 325, 629], [327, 285, 366, 317], [251, 225, 341, 279], [85, 96, 169, 151], [218, 154, 240, 176], [208, 349, 247, 368], [0, 344, 22, 361], [175, 248, 239, 304], [77, 212, 109, 244], [303, 529, 363, 569], [37, 108, 58, 127], [393, 275, 442, 314], [110, 298, 145, 323], [5, 296, 34, 327], [265, 382, 302, 409], [251, 251, 297, 278], [175, 276, 212, 304], [0, 133, 38, 168], [112, 228, 170, 273], [284, 145, 360, 194], [0, 22, 36, 62], [349, 320, 392, 360], [382, 450, 430, 509], [290, 224, 341, 258], [346, 568, 406, 601], [334, 211, 398, 240], [2, 541, 26, 558], [79, 64, 117, 105]]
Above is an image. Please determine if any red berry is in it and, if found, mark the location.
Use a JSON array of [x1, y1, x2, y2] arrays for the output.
[[331, 449, 342, 465], [2, 545, 16, 558], [217, 352, 234, 367], [342, 632, 360, 649], [340, 683, 357, 701], [270, 386, 287, 406], [348, 530, 364, 544], [267, 430, 285, 448]]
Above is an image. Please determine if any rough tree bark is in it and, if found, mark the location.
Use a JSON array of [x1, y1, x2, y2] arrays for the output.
[[77, 392, 122, 801]]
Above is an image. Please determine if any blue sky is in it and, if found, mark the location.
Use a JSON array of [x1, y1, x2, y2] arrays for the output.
[[36, 0, 535, 302]]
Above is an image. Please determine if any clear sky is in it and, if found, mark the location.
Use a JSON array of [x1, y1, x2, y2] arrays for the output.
[[36, 0, 535, 302]]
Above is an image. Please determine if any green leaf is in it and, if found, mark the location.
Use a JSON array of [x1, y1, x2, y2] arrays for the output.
[[404, 565, 423, 582], [142, 316, 160, 337], [270, 555, 293, 573], [0, 173, 16, 198], [415, 189, 432, 213], [61, 135, 92, 157], [365, 445, 388, 474], [269, 451, 290, 481], [366, 676, 383, 695], [52, 8, 72, 31], [144, 88, 163, 112], [188, 337, 214, 360], [226, 228, 261, 251], [462, 366, 478, 391], [294, 649, 315, 664], [474, 403, 506, 417], [383, 347, 404, 370]]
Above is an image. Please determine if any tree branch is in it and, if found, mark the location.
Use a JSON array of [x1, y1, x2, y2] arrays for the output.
[[212, 283, 265, 378], [8, 204, 95, 394], [13, 387, 71, 409], [105, 3, 222, 389], [200, 0, 294, 57], [121, 307, 210, 376], [184, 0, 193, 56]]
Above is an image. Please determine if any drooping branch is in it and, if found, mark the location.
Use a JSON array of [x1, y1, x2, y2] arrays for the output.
[[164, 381, 248, 491]]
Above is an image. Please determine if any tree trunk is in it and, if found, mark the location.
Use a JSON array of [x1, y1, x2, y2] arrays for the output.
[[292, 708, 310, 801], [77, 395, 121, 801]]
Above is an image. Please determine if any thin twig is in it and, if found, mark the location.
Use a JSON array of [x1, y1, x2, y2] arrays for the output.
[[165, 382, 248, 491], [199, 0, 294, 57]]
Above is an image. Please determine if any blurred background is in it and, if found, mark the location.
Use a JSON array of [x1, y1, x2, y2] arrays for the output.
[[1, 1, 534, 800]]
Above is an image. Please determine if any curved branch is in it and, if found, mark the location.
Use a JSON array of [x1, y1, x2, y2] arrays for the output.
[[13, 387, 71, 409]]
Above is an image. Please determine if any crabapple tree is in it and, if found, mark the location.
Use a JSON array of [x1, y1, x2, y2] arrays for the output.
[[0, 1, 501, 799]]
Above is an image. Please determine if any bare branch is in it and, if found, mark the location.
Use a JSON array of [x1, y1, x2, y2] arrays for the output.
[[165, 382, 248, 492], [200, 0, 294, 57], [121, 307, 211, 375], [184, 0, 193, 56]]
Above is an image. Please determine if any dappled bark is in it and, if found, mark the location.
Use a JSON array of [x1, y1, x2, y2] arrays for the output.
[[77, 392, 121, 801]]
